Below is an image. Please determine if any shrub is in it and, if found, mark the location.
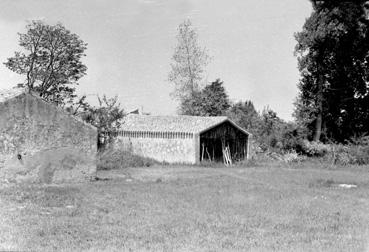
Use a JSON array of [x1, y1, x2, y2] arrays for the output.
[[333, 143, 369, 165], [335, 151, 355, 166], [280, 126, 306, 153], [97, 149, 158, 170], [302, 140, 331, 157], [282, 151, 306, 163]]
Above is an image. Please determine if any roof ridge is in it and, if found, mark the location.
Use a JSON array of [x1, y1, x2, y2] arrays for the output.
[[121, 113, 235, 134], [0, 87, 27, 103], [127, 114, 228, 118], [0, 87, 97, 131]]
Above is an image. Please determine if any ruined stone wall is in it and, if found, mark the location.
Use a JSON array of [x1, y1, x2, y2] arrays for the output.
[[0, 93, 97, 183], [114, 134, 197, 164]]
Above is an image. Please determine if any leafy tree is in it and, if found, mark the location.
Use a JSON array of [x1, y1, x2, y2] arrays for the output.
[[180, 79, 230, 116], [257, 107, 299, 151], [228, 101, 305, 152], [227, 100, 260, 133], [168, 19, 210, 107], [295, 1, 369, 142], [81, 95, 125, 149], [199, 79, 231, 116], [65, 95, 90, 116], [179, 91, 204, 116], [4, 20, 87, 106]]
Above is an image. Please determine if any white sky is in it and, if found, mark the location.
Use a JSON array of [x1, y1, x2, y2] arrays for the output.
[[0, 0, 312, 121]]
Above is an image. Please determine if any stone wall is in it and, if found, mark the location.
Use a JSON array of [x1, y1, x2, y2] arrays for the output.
[[114, 135, 197, 164], [0, 93, 97, 183]]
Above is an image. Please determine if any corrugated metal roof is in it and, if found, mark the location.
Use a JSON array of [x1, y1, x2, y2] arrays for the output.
[[120, 114, 249, 135], [0, 88, 26, 103]]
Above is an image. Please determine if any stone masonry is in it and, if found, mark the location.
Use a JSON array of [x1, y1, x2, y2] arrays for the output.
[[0, 90, 97, 183], [114, 134, 198, 164]]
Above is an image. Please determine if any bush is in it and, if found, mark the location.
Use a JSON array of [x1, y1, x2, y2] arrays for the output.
[[301, 140, 331, 157], [280, 126, 306, 153], [335, 150, 355, 166], [282, 151, 306, 163], [333, 143, 369, 165], [97, 149, 158, 170]]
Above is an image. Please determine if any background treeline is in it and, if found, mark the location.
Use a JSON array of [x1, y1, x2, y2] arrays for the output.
[[5, 3, 369, 167], [167, 4, 369, 165], [178, 78, 369, 165]]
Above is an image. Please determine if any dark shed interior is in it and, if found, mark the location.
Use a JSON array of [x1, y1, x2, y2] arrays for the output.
[[199, 121, 249, 164]]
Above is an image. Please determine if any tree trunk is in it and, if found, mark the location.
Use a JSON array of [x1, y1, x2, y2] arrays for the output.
[[313, 74, 323, 142], [313, 109, 322, 141]]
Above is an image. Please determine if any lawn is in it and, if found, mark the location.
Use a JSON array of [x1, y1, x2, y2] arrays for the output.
[[1, 163, 369, 251]]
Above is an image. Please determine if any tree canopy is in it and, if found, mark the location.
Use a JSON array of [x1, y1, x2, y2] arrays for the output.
[[81, 95, 125, 149], [168, 19, 210, 104], [4, 20, 87, 106], [294, 0, 369, 142], [227, 100, 259, 133], [180, 79, 230, 116]]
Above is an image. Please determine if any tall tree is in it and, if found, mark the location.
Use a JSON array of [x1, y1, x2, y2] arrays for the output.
[[168, 19, 210, 105], [4, 20, 87, 106], [180, 79, 230, 116], [295, 1, 369, 142]]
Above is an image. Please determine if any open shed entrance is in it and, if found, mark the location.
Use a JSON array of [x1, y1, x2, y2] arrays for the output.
[[199, 121, 248, 165]]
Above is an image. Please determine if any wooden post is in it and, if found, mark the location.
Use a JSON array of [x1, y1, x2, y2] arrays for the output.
[[201, 143, 205, 162], [206, 147, 211, 161], [246, 135, 250, 160]]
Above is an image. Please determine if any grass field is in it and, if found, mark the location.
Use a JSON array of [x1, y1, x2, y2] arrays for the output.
[[1, 162, 369, 251]]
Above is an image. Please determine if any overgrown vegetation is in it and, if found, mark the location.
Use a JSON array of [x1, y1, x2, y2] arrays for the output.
[[256, 136, 369, 166], [80, 95, 125, 148], [97, 148, 158, 170]]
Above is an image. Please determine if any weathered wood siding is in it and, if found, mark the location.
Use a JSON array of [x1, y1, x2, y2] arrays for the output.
[[200, 121, 249, 162]]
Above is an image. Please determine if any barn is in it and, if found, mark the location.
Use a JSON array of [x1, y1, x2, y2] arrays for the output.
[[0, 88, 97, 183], [113, 114, 250, 164]]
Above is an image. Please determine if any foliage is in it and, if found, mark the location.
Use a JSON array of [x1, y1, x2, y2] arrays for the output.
[[228, 102, 307, 153], [302, 140, 331, 157], [81, 95, 125, 148], [333, 136, 369, 165], [295, 135, 369, 165], [64, 95, 90, 116], [4, 20, 87, 106], [97, 149, 157, 170], [279, 124, 307, 153], [179, 91, 203, 116], [168, 19, 210, 108], [282, 151, 305, 163], [294, 1, 369, 142], [180, 79, 230, 116], [227, 100, 260, 134], [257, 107, 288, 150]]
